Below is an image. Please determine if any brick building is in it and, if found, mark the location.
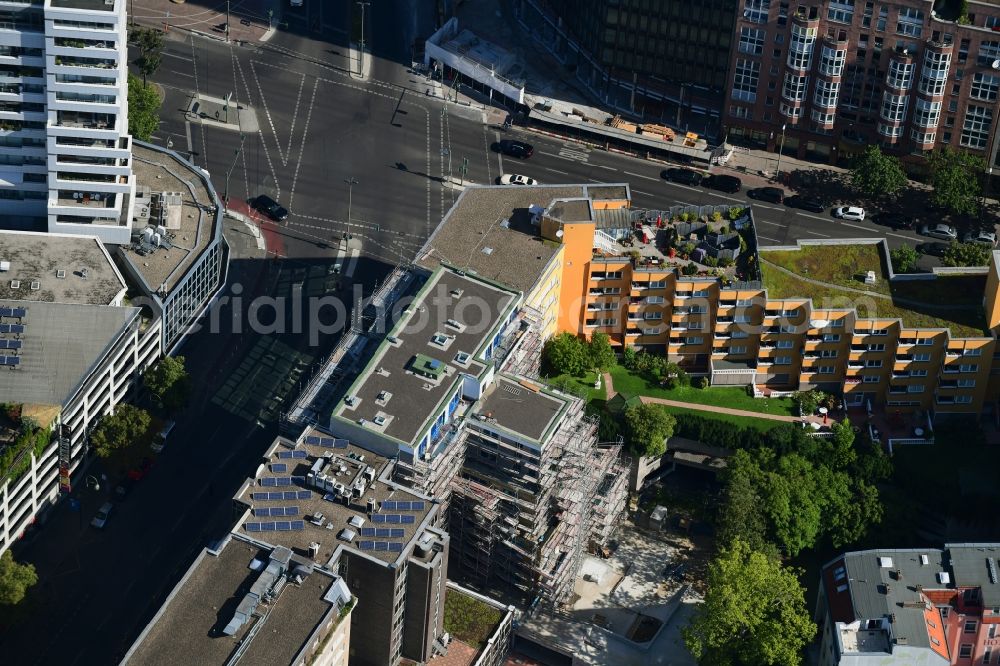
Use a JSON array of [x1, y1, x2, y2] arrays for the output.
[[723, 0, 1000, 169]]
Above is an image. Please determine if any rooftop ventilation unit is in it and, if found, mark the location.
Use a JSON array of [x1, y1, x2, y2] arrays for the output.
[[937, 572, 951, 584], [9, 280, 18, 289], [431, 333, 448, 346], [878, 557, 894, 568], [81, 268, 88, 280], [988, 558, 998, 584], [29, 281, 39, 291], [345, 395, 358, 407], [0, 261, 9, 272], [920, 554, 929, 566], [373, 414, 387, 426], [56, 269, 65, 279], [449, 289, 463, 298]]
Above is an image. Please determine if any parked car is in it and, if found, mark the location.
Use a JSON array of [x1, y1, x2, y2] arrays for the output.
[[496, 139, 534, 158], [114, 477, 135, 501], [963, 230, 998, 246], [499, 173, 537, 186], [662, 168, 703, 186], [252, 195, 288, 222], [784, 195, 826, 213], [702, 174, 742, 193], [127, 456, 154, 481], [916, 241, 950, 257], [747, 186, 785, 204], [91, 502, 113, 529], [920, 223, 959, 241], [833, 206, 866, 221], [874, 213, 915, 230], [150, 420, 176, 454]]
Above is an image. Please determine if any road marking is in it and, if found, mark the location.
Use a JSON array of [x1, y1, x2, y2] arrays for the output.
[[795, 212, 831, 222], [544, 167, 569, 175], [161, 51, 194, 62], [597, 164, 617, 171], [752, 203, 782, 210], [802, 229, 832, 237], [168, 70, 194, 78], [558, 145, 589, 162], [757, 219, 784, 227], [758, 234, 783, 243], [705, 191, 743, 203], [632, 189, 656, 196], [835, 219, 916, 242], [344, 248, 360, 278], [624, 171, 658, 181]]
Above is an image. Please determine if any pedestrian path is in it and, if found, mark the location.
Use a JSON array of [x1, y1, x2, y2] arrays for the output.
[[601, 372, 832, 426]]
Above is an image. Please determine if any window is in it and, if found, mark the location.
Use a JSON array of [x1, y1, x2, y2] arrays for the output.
[[911, 129, 936, 144], [865, 359, 882, 368], [817, 366, 835, 374], [685, 336, 704, 345], [983, 649, 992, 664], [643, 327, 660, 336], [867, 343, 885, 351], [896, 7, 924, 37], [814, 78, 840, 107], [821, 349, 838, 358], [915, 353, 931, 362], [887, 59, 914, 90], [917, 338, 935, 345], [730, 105, 751, 119], [958, 379, 976, 388], [831, 319, 845, 328], [913, 98, 941, 127], [965, 348, 982, 356], [971, 72, 1000, 101], [647, 296, 665, 305], [777, 340, 794, 349], [979, 40, 1000, 67], [730, 345, 748, 354], [828, 0, 856, 24], [774, 356, 792, 365], [735, 314, 751, 324], [739, 26, 766, 55], [961, 105, 993, 148], [876, 5, 888, 30], [959, 644, 973, 659], [644, 312, 662, 320], [863, 375, 880, 383], [956, 395, 973, 404], [919, 50, 950, 96], [788, 23, 817, 70], [907, 384, 924, 393], [911, 369, 928, 377], [965, 620, 978, 634], [823, 334, 841, 342], [881, 92, 909, 122], [819, 45, 847, 76], [744, 0, 771, 24], [780, 102, 803, 119], [733, 331, 750, 339]]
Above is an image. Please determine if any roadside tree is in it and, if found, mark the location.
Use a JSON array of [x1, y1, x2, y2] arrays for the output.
[[850, 145, 907, 199], [930, 148, 984, 216], [541, 333, 588, 377], [623, 403, 675, 458], [943, 241, 991, 267], [90, 404, 151, 458], [127, 74, 160, 141], [889, 245, 919, 273], [0, 551, 38, 606], [144, 355, 191, 412], [683, 539, 817, 666]]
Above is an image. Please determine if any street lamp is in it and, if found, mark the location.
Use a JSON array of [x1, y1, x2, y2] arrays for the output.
[[224, 133, 246, 206], [775, 123, 788, 182], [356, 1, 370, 77], [344, 177, 358, 224]]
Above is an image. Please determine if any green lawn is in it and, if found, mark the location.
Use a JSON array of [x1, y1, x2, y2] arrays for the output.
[[658, 404, 785, 432], [544, 370, 607, 402], [608, 366, 796, 417], [761, 244, 988, 337], [443, 588, 504, 650]]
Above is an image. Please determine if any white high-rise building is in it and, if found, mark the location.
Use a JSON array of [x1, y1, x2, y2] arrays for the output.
[[0, 0, 134, 244]]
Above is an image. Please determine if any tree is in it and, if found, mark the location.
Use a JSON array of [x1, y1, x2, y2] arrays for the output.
[[587, 332, 617, 372], [762, 454, 824, 557], [850, 145, 908, 199], [930, 148, 985, 216], [716, 450, 771, 553], [133, 27, 164, 87], [128, 74, 160, 141], [791, 389, 825, 417], [943, 241, 991, 267], [541, 333, 588, 377], [0, 551, 38, 606], [144, 356, 191, 412], [90, 404, 151, 458], [683, 539, 817, 666], [890, 245, 919, 273], [623, 403, 675, 458]]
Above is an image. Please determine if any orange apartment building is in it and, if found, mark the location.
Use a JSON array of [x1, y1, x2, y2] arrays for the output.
[[534, 191, 1000, 418]]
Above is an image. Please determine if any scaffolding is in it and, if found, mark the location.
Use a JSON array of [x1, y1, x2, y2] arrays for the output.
[[498, 306, 545, 379]]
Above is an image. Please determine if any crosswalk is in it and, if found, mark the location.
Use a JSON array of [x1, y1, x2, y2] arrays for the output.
[[558, 143, 589, 163]]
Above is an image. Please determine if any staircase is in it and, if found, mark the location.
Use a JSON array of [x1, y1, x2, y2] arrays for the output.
[[593, 229, 619, 254]]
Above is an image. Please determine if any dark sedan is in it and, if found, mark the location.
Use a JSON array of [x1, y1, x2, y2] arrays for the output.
[[496, 139, 534, 158], [662, 168, 703, 186], [874, 213, 915, 230], [702, 174, 742, 193], [784, 195, 826, 213], [252, 195, 288, 222], [915, 242, 950, 257]]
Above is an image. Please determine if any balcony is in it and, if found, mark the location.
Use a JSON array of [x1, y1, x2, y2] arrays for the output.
[[899, 338, 916, 346], [895, 354, 913, 362], [891, 371, 910, 379], [848, 362, 865, 369]]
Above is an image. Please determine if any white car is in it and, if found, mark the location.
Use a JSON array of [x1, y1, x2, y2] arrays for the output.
[[500, 173, 537, 186], [920, 223, 959, 241], [833, 206, 866, 221], [91, 502, 113, 529], [963, 230, 998, 246]]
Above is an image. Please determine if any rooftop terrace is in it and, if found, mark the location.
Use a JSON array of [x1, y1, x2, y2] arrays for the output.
[[233, 428, 438, 566], [0, 231, 125, 305], [122, 143, 221, 293], [332, 268, 518, 447], [123, 539, 349, 666], [761, 241, 989, 337]]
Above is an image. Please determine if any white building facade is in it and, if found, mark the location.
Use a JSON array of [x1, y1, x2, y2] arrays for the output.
[[0, 0, 134, 243]]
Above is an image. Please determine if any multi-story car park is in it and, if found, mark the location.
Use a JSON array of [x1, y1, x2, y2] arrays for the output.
[[0, 0, 135, 242], [723, 0, 1000, 168], [123, 426, 517, 666], [0, 141, 225, 556]]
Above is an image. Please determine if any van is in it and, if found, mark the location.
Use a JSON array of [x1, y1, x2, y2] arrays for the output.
[[151, 420, 176, 453], [91, 502, 113, 529]]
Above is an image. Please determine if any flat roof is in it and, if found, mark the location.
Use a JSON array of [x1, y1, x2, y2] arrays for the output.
[[0, 301, 138, 406], [333, 268, 517, 447], [473, 376, 567, 442], [547, 199, 592, 223], [0, 231, 125, 305], [123, 539, 346, 666], [233, 427, 437, 566], [761, 241, 989, 337], [947, 542, 1000, 606], [123, 143, 221, 293]]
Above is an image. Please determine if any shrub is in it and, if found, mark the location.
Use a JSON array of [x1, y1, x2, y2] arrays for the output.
[[682, 262, 699, 276], [718, 257, 734, 268], [672, 413, 765, 450], [704, 256, 719, 267], [711, 211, 723, 223], [693, 376, 709, 389], [728, 206, 743, 221]]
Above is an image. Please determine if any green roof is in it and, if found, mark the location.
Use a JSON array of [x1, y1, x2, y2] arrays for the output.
[[761, 243, 989, 338]]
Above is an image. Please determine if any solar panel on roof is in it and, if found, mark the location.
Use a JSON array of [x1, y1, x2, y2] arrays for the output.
[[320, 437, 335, 447], [283, 506, 299, 516], [390, 528, 405, 538], [276, 477, 292, 486], [334, 439, 349, 449], [388, 542, 404, 552], [359, 540, 375, 550], [371, 514, 385, 523], [0, 308, 11, 317], [261, 523, 277, 531], [277, 451, 293, 459], [387, 515, 401, 524], [254, 507, 271, 517], [410, 501, 425, 511], [305, 435, 321, 445], [261, 477, 277, 487], [294, 450, 307, 458], [297, 490, 311, 499], [381, 501, 396, 511], [10, 325, 22, 334], [360, 527, 377, 537], [290, 520, 305, 530], [251, 492, 268, 501], [11, 307, 25, 318], [246, 522, 262, 532], [275, 521, 292, 531], [374, 541, 389, 551], [292, 475, 306, 483], [401, 515, 416, 524], [271, 463, 288, 473]]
